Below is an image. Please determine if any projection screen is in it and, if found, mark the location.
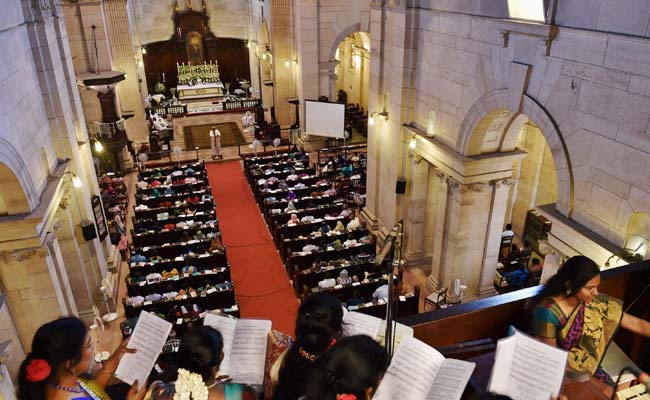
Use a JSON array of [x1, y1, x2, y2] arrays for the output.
[[305, 100, 345, 139]]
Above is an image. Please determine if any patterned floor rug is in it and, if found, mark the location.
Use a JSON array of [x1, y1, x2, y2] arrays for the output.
[[182, 122, 246, 150]]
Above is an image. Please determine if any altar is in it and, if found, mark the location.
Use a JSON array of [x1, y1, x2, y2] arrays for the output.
[[177, 82, 224, 100]]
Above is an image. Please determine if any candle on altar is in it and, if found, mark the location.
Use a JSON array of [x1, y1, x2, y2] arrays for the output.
[[162, 72, 165, 82]]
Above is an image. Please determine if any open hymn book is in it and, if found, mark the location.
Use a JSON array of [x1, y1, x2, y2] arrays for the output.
[[342, 309, 414, 347], [372, 336, 476, 400], [203, 313, 272, 386], [488, 329, 568, 400]]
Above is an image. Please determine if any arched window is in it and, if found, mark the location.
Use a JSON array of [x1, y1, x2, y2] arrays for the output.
[[508, 0, 546, 22]]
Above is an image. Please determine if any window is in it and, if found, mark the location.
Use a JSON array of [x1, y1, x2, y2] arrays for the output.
[[508, 0, 546, 22]]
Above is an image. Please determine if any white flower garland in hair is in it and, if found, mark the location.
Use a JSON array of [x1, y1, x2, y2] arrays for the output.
[[174, 368, 209, 400]]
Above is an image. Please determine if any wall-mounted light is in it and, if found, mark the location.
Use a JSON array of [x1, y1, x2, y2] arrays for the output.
[[409, 135, 417, 149], [141, 47, 147, 55], [284, 59, 297, 68], [369, 111, 389, 126], [94, 139, 104, 153]]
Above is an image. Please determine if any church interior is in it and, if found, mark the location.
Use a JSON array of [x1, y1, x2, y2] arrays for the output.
[[0, 0, 648, 399]]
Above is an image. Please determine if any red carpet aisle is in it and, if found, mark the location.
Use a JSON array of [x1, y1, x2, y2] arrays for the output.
[[207, 161, 298, 336]]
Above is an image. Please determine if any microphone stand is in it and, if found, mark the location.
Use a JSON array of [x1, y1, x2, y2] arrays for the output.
[[384, 220, 404, 358]]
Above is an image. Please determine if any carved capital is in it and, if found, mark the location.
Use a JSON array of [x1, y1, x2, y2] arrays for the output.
[[25, 0, 55, 22], [460, 182, 486, 193], [492, 178, 516, 189], [409, 153, 423, 164], [447, 179, 461, 194], [45, 232, 57, 247], [432, 168, 446, 183], [59, 196, 70, 210], [13, 247, 48, 261]]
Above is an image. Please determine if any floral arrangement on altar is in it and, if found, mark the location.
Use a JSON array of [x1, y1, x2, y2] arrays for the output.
[[174, 369, 209, 400]]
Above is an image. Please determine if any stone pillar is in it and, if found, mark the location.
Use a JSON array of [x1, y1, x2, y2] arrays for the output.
[[47, 233, 80, 317], [318, 61, 338, 101], [25, 0, 110, 277], [104, 0, 149, 142], [295, 0, 318, 134], [424, 176, 497, 301], [426, 168, 450, 292], [477, 179, 516, 297], [270, 0, 297, 128], [403, 155, 429, 264], [0, 240, 75, 352]]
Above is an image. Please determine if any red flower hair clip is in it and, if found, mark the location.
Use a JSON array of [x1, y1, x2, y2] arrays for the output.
[[26, 358, 51, 382], [336, 394, 357, 400]]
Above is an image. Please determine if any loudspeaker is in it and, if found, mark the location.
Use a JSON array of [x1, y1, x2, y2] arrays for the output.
[[395, 178, 407, 194], [81, 221, 98, 241]]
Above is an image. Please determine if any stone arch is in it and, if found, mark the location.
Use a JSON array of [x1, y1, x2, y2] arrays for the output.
[[327, 22, 363, 62], [457, 90, 574, 217], [0, 138, 39, 215]]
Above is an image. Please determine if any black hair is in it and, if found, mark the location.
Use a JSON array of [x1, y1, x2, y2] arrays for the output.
[[505, 223, 512, 230], [537, 255, 600, 300], [470, 393, 514, 400], [304, 335, 388, 400], [273, 293, 343, 400], [175, 326, 224, 382], [18, 317, 87, 400]]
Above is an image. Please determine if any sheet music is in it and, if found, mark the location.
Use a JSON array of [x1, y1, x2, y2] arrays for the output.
[[343, 310, 382, 338], [114, 312, 172, 389], [230, 319, 272, 385], [488, 330, 567, 400], [373, 336, 445, 400], [203, 313, 238, 377], [427, 359, 475, 400], [377, 320, 414, 349]]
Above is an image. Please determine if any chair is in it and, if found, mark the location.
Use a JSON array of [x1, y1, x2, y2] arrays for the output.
[[499, 235, 513, 260], [424, 287, 448, 310]]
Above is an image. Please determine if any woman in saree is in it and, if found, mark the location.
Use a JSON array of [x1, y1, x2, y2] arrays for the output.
[[17, 317, 144, 400], [532, 255, 650, 384]]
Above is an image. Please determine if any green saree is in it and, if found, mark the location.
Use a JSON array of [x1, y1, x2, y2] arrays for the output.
[[532, 294, 623, 381]]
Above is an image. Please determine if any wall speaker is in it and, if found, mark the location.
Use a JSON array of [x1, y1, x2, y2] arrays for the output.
[[81, 221, 98, 241], [395, 178, 407, 194]]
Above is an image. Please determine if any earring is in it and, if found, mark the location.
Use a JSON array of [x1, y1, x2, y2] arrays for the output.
[[565, 288, 572, 297]]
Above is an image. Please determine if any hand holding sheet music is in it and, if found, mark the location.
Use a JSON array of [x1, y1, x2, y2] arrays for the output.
[[488, 329, 568, 400], [114, 311, 172, 389], [372, 336, 475, 400], [203, 313, 272, 385]]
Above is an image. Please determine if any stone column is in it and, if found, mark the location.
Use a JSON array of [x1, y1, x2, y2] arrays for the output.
[[46, 233, 80, 317], [426, 168, 450, 292], [270, 0, 297, 128], [436, 181, 493, 301], [477, 179, 516, 297], [0, 241, 74, 351], [104, 0, 149, 142], [26, 0, 110, 278], [403, 155, 429, 264], [295, 0, 318, 134], [318, 61, 338, 101]]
